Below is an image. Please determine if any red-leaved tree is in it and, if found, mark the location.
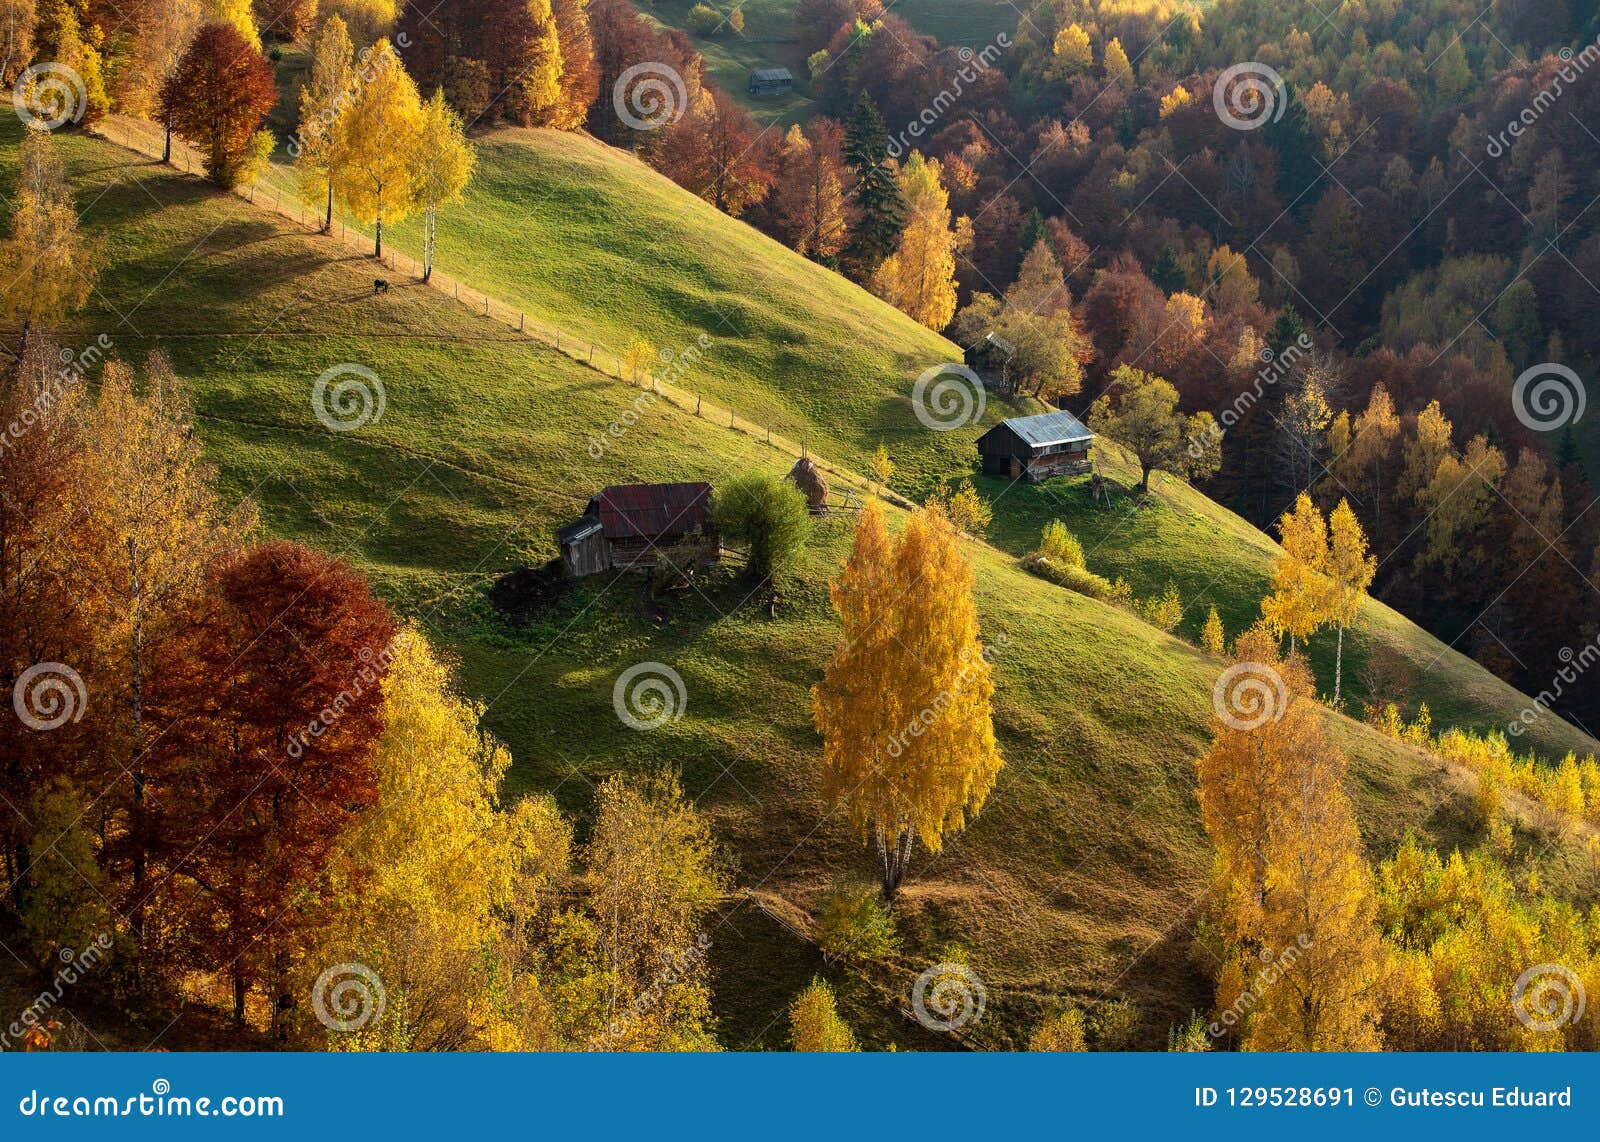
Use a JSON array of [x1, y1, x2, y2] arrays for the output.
[[153, 540, 397, 1033], [157, 23, 277, 188]]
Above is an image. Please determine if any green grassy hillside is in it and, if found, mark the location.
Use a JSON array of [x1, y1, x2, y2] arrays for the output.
[[12, 119, 1597, 1050], [272, 124, 1598, 763]]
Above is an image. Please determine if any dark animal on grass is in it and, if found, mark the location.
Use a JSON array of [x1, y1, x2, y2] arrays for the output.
[[374, 279, 390, 295]]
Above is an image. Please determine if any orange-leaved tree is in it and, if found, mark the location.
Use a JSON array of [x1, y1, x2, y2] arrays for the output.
[[813, 501, 1002, 898], [158, 22, 277, 187]]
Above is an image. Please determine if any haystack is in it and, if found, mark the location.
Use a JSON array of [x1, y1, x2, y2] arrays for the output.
[[787, 456, 829, 513]]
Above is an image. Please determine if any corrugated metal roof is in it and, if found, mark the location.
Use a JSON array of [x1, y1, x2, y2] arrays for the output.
[[556, 516, 603, 545], [994, 410, 1095, 448], [750, 68, 792, 82], [594, 482, 713, 541]]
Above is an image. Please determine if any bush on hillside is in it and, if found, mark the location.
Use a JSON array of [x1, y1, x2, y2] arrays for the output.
[[816, 881, 898, 962]]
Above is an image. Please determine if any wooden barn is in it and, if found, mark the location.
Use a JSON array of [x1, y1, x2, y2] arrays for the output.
[[747, 67, 792, 96], [557, 482, 720, 576], [975, 410, 1095, 482]]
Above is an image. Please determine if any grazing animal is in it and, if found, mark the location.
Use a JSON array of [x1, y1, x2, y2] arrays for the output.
[[374, 278, 391, 295]]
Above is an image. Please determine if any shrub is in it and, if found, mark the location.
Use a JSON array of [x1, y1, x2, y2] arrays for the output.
[[1039, 519, 1084, 567], [789, 977, 859, 1051], [1092, 997, 1140, 1049], [686, 3, 721, 34], [816, 881, 898, 961], [728, 7, 745, 32], [1137, 582, 1183, 633], [930, 478, 992, 536], [1201, 606, 1225, 654], [1028, 1007, 1087, 1051], [1020, 552, 1111, 600], [713, 470, 812, 584]]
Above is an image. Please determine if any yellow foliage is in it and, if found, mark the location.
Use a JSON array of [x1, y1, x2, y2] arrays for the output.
[[789, 978, 859, 1051], [812, 501, 1003, 894], [870, 152, 959, 330], [1028, 1007, 1087, 1051]]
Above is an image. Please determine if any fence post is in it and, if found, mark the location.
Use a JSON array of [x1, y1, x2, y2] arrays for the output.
[[695, 395, 701, 416], [484, 297, 490, 316], [588, 344, 594, 363], [519, 314, 525, 333]]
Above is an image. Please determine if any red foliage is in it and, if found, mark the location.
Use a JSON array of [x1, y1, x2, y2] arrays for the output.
[[152, 541, 397, 1024], [157, 23, 276, 188]]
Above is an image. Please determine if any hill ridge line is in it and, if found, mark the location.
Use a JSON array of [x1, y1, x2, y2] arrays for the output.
[[89, 115, 917, 516]]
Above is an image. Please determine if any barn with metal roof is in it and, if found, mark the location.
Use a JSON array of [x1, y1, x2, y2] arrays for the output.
[[975, 411, 1095, 482]]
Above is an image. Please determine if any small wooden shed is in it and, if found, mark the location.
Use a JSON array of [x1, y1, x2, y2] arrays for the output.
[[556, 515, 607, 577], [747, 67, 793, 96], [976, 410, 1095, 482]]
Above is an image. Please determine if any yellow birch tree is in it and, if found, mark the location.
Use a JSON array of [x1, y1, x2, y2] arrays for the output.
[[870, 152, 961, 330], [1326, 499, 1375, 704], [331, 38, 423, 258], [813, 501, 1002, 897]]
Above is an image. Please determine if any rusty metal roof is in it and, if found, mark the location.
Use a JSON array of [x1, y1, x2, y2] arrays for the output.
[[593, 483, 713, 541]]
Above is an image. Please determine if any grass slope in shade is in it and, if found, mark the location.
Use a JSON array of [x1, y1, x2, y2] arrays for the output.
[[9, 121, 1598, 1049]]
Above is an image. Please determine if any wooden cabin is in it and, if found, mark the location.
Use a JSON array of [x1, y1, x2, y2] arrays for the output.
[[557, 482, 720, 577], [975, 410, 1095, 482], [747, 68, 793, 97]]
